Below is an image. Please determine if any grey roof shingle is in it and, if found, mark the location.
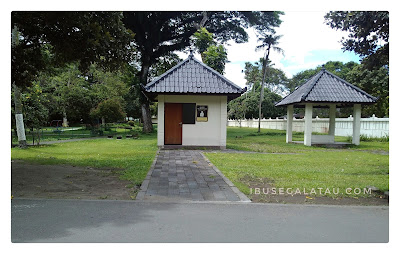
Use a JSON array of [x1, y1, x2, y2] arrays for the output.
[[275, 68, 377, 106], [145, 54, 243, 95]]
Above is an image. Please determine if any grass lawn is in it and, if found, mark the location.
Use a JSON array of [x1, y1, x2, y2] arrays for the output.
[[205, 127, 389, 198], [11, 133, 158, 187], [11, 126, 389, 199]]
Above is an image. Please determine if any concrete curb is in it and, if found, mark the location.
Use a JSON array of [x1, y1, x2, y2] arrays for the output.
[[136, 149, 160, 200], [200, 152, 251, 203]]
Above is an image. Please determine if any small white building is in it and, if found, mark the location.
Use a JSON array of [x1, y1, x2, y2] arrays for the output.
[[145, 53, 243, 149]]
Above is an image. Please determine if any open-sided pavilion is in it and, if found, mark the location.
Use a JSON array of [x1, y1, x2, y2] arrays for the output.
[[275, 66, 377, 146]]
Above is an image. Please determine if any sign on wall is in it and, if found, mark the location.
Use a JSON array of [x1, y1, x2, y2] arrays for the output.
[[196, 105, 208, 122]]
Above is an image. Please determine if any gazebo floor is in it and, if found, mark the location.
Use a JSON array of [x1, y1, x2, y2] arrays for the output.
[[291, 141, 352, 148]]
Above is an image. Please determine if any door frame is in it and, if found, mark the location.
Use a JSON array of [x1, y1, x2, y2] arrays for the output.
[[164, 103, 183, 145]]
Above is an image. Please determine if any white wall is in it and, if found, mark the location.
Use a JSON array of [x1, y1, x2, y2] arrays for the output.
[[157, 95, 227, 147], [227, 116, 389, 138]]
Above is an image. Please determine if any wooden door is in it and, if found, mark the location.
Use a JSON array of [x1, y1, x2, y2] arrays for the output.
[[164, 103, 182, 145]]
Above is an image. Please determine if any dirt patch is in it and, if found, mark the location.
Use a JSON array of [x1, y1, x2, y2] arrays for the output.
[[240, 175, 388, 206], [12, 160, 138, 200]]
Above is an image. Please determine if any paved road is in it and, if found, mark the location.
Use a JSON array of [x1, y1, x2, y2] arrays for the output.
[[11, 199, 388, 243]]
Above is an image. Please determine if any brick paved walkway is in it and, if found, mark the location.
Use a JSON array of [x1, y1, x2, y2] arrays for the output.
[[136, 150, 250, 202]]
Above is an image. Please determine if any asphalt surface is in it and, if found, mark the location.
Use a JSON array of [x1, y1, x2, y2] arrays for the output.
[[11, 198, 388, 243]]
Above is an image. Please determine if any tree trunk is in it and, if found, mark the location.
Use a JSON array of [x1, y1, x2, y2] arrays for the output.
[[258, 60, 267, 133], [13, 83, 27, 147], [258, 48, 271, 133], [12, 26, 27, 147], [139, 62, 153, 133], [141, 103, 153, 133], [36, 128, 41, 145]]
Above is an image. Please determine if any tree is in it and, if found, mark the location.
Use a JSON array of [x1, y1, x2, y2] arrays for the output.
[[287, 61, 358, 92], [31, 62, 129, 127], [228, 87, 285, 120], [255, 32, 284, 132], [193, 27, 215, 61], [193, 27, 228, 74], [12, 12, 134, 87], [11, 11, 134, 146], [228, 97, 247, 125], [243, 61, 262, 92], [244, 59, 288, 95], [347, 64, 389, 117], [90, 98, 126, 124], [149, 53, 182, 78], [123, 11, 283, 133], [122, 64, 142, 120], [203, 45, 228, 74], [11, 82, 49, 145], [324, 11, 389, 69], [240, 60, 288, 120]]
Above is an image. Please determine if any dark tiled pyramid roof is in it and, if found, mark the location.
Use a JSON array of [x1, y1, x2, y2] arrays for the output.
[[275, 68, 377, 106], [145, 54, 243, 94]]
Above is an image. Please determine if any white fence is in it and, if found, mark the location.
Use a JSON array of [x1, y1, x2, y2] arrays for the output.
[[227, 115, 389, 138]]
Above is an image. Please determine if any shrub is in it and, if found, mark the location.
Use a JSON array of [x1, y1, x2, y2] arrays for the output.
[[347, 134, 389, 142], [128, 120, 135, 126]]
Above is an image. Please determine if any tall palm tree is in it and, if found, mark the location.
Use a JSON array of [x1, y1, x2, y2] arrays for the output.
[[256, 32, 284, 132]]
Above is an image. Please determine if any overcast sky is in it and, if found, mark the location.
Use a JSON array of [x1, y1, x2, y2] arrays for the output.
[[178, 11, 361, 88]]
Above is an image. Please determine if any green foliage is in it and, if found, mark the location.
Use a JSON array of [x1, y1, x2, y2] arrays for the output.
[[21, 83, 49, 129], [192, 27, 228, 74], [228, 89, 285, 119], [12, 11, 134, 89], [127, 121, 135, 126], [203, 45, 228, 74], [90, 98, 126, 123], [150, 53, 182, 78], [325, 11, 389, 69], [244, 60, 289, 94], [287, 61, 358, 92], [346, 64, 389, 117], [88, 64, 129, 102], [238, 59, 287, 120], [24, 63, 131, 125], [347, 134, 389, 143], [193, 27, 215, 57], [122, 11, 283, 132], [122, 11, 283, 83], [228, 97, 248, 120], [244, 61, 262, 91]]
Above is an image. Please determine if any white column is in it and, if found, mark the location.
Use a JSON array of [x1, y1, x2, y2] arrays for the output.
[[220, 96, 227, 148], [157, 95, 165, 147], [286, 105, 293, 143], [352, 104, 362, 145], [304, 104, 313, 146], [329, 104, 336, 136]]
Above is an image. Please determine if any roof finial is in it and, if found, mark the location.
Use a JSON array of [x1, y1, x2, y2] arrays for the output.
[[189, 48, 194, 58], [322, 64, 326, 71]]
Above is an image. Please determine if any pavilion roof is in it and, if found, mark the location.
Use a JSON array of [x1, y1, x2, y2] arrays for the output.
[[275, 67, 377, 107]]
